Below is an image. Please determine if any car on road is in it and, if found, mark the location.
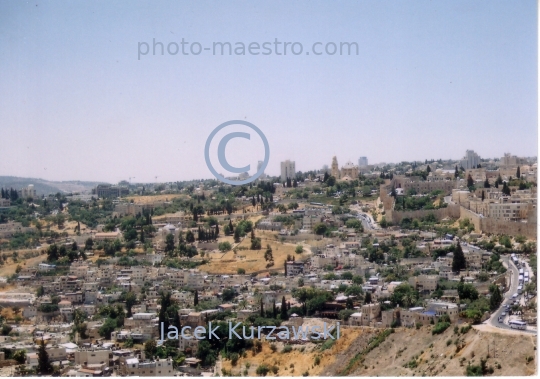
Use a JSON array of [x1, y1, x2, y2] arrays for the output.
[[501, 312, 506, 316]]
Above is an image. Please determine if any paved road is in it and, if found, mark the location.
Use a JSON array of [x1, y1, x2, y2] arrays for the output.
[[356, 212, 377, 230], [486, 255, 536, 334]]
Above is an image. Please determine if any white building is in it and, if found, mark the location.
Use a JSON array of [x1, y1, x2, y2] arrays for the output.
[[460, 150, 481, 170], [280, 160, 296, 182]]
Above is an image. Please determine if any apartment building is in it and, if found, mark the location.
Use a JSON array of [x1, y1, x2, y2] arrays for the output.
[[123, 357, 174, 376], [285, 261, 305, 277], [280, 160, 296, 181], [408, 275, 438, 293]]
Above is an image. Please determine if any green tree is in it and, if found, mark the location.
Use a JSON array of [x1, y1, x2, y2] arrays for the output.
[[46, 244, 59, 262], [452, 241, 466, 272], [125, 292, 137, 318], [467, 174, 474, 188], [218, 241, 232, 252], [364, 292, 372, 304], [502, 182, 511, 196], [144, 339, 157, 359], [165, 234, 175, 254], [37, 338, 52, 375], [314, 223, 327, 235], [98, 318, 117, 339], [489, 285, 502, 311], [295, 245, 303, 254], [280, 296, 288, 320], [185, 230, 195, 243], [457, 282, 478, 301], [12, 349, 26, 364]]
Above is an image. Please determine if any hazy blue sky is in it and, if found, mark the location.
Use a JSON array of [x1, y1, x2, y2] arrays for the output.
[[0, 1, 537, 183]]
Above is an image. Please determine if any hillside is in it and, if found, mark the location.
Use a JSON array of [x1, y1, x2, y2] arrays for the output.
[[0, 176, 106, 195], [220, 325, 536, 377]]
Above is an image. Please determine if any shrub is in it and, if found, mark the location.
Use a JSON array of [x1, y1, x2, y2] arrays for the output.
[[447, 339, 452, 346], [218, 241, 232, 252], [314, 356, 321, 365], [256, 364, 270, 376], [270, 344, 277, 353], [282, 345, 292, 353], [432, 322, 451, 335]]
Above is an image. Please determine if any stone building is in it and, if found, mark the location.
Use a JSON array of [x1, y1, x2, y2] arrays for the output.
[[331, 156, 340, 179]]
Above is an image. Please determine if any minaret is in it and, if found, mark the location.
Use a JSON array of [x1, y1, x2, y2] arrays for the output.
[[331, 156, 340, 179]]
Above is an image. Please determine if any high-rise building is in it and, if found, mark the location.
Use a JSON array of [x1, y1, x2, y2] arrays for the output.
[[358, 157, 368, 167], [280, 160, 296, 181], [257, 160, 266, 179], [460, 150, 481, 170]]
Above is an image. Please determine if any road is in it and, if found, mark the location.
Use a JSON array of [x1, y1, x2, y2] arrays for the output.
[[356, 212, 378, 230], [486, 255, 536, 334]]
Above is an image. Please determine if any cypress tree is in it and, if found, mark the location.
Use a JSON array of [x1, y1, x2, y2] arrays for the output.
[[516, 166, 521, 179], [452, 241, 466, 272], [37, 338, 52, 375], [280, 296, 288, 320], [272, 302, 277, 318], [260, 298, 264, 317], [158, 292, 172, 332], [194, 290, 199, 307], [490, 285, 502, 311]]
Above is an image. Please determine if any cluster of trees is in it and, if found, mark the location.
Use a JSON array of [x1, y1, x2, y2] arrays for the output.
[[0, 188, 19, 201], [292, 287, 335, 315], [46, 242, 87, 263], [393, 191, 447, 212], [164, 233, 198, 258], [97, 305, 125, 339]]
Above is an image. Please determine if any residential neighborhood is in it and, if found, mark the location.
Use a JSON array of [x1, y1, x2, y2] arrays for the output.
[[0, 150, 536, 376]]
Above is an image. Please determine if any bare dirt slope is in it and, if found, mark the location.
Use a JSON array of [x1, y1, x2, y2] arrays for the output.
[[345, 325, 536, 377], [199, 230, 310, 275], [220, 325, 536, 377], [220, 328, 371, 376]]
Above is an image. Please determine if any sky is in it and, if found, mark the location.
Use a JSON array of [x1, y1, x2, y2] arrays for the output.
[[0, 1, 537, 183]]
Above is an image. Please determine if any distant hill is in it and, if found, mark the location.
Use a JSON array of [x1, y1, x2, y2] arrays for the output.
[[0, 176, 109, 196]]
